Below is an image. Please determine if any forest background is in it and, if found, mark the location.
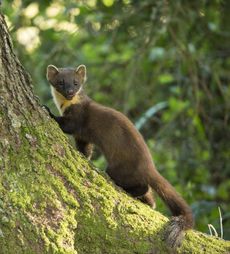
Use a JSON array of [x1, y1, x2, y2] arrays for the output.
[[2, 0, 230, 240]]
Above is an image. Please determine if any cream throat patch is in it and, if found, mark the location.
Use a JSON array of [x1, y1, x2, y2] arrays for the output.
[[51, 86, 81, 114]]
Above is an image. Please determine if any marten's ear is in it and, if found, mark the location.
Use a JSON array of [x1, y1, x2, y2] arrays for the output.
[[46, 65, 59, 82], [76, 65, 87, 84]]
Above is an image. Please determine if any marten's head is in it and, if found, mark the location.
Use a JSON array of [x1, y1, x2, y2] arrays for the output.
[[46, 65, 86, 100]]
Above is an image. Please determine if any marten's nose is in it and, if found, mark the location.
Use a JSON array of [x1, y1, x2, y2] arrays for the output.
[[67, 89, 74, 96]]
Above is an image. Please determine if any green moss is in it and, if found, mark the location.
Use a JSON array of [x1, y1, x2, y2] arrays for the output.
[[179, 231, 230, 254], [0, 122, 80, 253]]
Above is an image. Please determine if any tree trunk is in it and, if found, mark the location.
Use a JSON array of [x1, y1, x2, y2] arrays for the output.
[[0, 13, 229, 254]]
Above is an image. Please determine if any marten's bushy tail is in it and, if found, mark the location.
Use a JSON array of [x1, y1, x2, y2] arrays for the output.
[[149, 170, 193, 248]]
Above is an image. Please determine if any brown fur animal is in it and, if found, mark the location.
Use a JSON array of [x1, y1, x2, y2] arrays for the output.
[[45, 64, 193, 247]]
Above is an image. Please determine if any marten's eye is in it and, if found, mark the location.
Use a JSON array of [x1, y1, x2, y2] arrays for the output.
[[58, 80, 65, 87], [74, 82, 79, 86]]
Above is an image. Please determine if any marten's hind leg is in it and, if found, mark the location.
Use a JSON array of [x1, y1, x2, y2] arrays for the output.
[[137, 187, 156, 209], [124, 185, 156, 209]]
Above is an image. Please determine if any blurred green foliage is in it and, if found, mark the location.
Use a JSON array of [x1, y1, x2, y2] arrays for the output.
[[3, 0, 230, 239]]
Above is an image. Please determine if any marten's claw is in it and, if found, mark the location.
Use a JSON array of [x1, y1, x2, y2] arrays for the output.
[[42, 105, 53, 117]]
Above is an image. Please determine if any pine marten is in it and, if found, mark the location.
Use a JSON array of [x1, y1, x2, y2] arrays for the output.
[[45, 64, 193, 248]]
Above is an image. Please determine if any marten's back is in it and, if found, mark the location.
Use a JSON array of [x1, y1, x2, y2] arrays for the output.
[[87, 101, 153, 170]]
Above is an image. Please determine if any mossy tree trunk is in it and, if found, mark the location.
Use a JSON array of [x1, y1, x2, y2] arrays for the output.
[[0, 13, 229, 254]]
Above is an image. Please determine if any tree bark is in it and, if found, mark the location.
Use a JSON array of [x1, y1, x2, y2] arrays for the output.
[[0, 13, 229, 254]]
